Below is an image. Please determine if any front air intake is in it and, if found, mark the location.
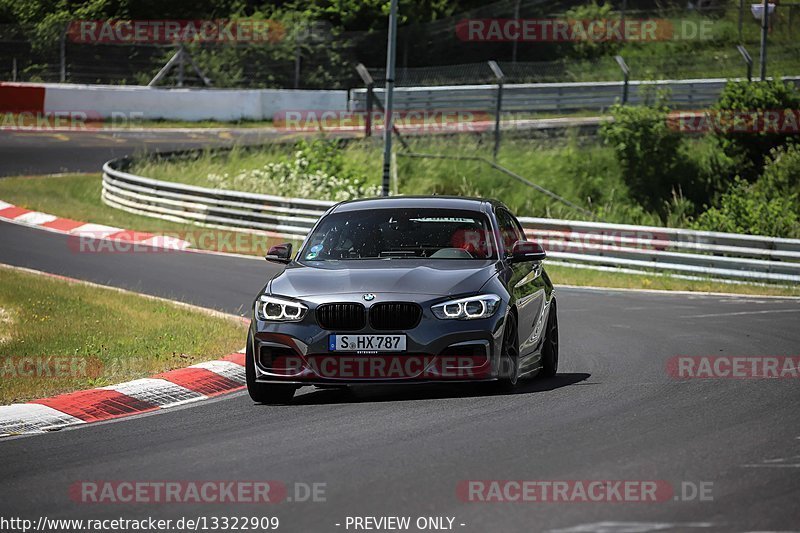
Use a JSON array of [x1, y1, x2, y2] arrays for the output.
[[316, 303, 366, 330], [369, 302, 422, 330]]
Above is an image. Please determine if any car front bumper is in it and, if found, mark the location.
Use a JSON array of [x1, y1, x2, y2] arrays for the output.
[[250, 294, 508, 385]]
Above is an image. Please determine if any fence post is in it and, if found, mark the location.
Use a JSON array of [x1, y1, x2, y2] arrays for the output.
[[614, 55, 630, 105], [759, 0, 768, 81], [355, 63, 375, 138], [737, 45, 753, 81], [488, 60, 505, 161], [511, 0, 521, 63], [60, 24, 67, 82], [148, 47, 183, 87], [738, 0, 744, 42], [294, 32, 301, 89], [365, 83, 374, 137], [177, 45, 185, 87]]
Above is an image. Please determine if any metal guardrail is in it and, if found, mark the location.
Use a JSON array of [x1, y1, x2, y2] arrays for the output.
[[102, 158, 800, 284], [102, 159, 331, 238], [350, 77, 800, 113]]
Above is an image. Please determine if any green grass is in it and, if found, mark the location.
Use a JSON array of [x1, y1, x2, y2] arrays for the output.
[[549, 264, 800, 298], [0, 174, 301, 254], [0, 265, 248, 404], [0, 173, 197, 234], [131, 135, 650, 224]]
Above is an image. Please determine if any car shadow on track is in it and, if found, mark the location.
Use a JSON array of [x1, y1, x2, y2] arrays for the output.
[[287, 372, 592, 405]]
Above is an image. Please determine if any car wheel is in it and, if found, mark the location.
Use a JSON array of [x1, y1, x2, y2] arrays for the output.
[[245, 333, 296, 404], [540, 301, 559, 378], [497, 312, 520, 390]]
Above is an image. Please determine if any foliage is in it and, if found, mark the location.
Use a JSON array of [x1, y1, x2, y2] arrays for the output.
[[563, 0, 621, 60], [693, 144, 800, 238], [206, 139, 381, 201], [600, 102, 685, 213], [711, 79, 800, 181], [288, 0, 459, 31], [693, 177, 799, 237], [757, 142, 800, 198]]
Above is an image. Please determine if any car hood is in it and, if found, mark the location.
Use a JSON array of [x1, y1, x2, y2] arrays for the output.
[[269, 259, 499, 298]]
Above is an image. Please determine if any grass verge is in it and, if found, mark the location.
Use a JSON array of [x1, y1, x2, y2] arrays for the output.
[[548, 264, 800, 298], [0, 173, 301, 254], [0, 265, 248, 404]]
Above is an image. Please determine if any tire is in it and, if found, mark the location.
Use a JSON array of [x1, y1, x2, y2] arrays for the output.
[[540, 300, 559, 378], [245, 333, 296, 404], [497, 312, 520, 390]]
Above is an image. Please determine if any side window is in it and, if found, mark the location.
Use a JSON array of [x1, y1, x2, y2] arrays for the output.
[[496, 208, 523, 255]]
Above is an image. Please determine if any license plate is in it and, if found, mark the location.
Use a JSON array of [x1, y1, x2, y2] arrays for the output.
[[329, 334, 407, 352]]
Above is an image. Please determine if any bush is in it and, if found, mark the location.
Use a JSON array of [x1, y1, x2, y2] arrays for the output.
[[206, 139, 381, 201], [758, 142, 800, 198], [693, 145, 800, 237], [600, 103, 685, 213], [564, 1, 621, 60], [678, 134, 739, 203], [693, 177, 799, 237], [712, 79, 800, 181]]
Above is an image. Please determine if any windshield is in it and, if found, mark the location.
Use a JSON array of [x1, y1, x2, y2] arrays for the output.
[[300, 208, 497, 261]]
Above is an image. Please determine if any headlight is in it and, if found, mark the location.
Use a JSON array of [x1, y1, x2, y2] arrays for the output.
[[255, 295, 308, 322], [431, 294, 501, 320]]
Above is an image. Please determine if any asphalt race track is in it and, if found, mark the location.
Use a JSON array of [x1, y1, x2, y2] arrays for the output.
[[1, 219, 799, 532], [0, 128, 297, 177]]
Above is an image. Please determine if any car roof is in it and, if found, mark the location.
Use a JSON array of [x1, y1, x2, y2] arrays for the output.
[[330, 195, 509, 214]]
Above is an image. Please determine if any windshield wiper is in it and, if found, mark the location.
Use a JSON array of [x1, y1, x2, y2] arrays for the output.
[[378, 250, 419, 258]]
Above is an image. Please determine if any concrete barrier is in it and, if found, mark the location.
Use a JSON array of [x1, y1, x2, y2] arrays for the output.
[[0, 82, 46, 113], [3, 82, 347, 121]]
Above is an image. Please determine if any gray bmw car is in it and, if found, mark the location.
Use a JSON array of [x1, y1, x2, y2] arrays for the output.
[[246, 196, 558, 403]]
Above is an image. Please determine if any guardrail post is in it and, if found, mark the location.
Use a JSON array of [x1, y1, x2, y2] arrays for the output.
[[737, 45, 753, 82], [614, 55, 630, 105], [488, 60, 505, 161]]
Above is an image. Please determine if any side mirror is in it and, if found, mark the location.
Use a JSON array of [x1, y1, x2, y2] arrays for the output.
[[508, 240, 546, 263], [265, 243, 293, 264]]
